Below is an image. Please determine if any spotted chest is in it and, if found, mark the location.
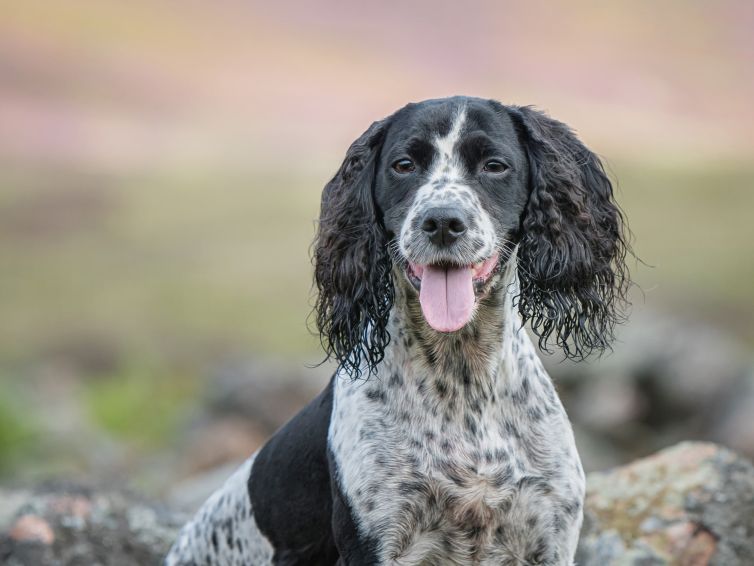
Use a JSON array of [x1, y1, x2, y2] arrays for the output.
[[328, 330, 585, 566]]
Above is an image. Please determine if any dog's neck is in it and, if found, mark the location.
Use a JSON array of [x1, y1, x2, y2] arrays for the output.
[[384, 259, 533, 398]]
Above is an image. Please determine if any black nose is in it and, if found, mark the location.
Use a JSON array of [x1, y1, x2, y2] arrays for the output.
[[420, 207, 468, 247]]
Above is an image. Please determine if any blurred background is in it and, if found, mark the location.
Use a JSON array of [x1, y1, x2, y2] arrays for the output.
[[1, 0, 752, 508]]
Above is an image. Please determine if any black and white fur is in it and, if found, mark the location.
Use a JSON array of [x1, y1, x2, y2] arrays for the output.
[[166, 96, 629, 565]]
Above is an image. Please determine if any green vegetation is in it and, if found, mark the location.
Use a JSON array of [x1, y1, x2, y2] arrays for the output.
[[0, 382, 37, 472], [84, 364, 199, 447]]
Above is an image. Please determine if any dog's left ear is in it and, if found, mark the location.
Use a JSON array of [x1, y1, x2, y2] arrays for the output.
[[313, 117, 393, 378], [509, 105, 630, 358]]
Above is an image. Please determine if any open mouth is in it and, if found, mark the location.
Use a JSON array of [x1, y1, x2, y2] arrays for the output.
[[406, 253, 500, 333]]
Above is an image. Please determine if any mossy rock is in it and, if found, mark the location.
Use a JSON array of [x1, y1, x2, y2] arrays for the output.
[[577, 442, 754, 565]]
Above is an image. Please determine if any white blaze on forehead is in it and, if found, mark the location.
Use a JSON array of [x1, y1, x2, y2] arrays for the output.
[[430, 107, 467, 180]]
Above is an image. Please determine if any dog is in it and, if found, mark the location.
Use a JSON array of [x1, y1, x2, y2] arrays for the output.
[[166, 96, 629, 565]]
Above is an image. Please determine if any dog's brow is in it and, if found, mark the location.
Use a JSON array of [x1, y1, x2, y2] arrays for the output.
[[459, 132, 512, 162], [461, 131, 496, 151], [403, 137, 435, 156]]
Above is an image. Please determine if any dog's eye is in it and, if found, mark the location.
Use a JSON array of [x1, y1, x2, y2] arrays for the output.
[[483, 160, 508, 174], [392, 159, 416, 174]]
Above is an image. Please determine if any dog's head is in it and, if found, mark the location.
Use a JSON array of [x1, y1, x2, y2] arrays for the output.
[[314, 96, 629, 376]]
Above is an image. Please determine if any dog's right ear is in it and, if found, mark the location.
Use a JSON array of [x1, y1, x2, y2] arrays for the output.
[[314, 117, 393, 379]]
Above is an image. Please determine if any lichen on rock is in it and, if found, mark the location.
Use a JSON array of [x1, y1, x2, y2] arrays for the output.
[[577, 441, 754, 565]]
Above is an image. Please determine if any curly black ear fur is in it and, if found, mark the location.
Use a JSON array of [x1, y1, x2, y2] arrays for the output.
[[510, 106, 630, 359], [314, 118, 393, 378]]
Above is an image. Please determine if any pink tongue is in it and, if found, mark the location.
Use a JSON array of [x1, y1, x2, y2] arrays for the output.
[[419, 265, 475, 332]]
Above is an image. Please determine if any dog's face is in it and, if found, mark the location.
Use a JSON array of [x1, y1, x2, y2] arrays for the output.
[[374, 99, 530, 332], [315, 96, 629, 376]]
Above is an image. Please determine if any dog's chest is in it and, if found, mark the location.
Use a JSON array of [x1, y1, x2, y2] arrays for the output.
[[329, 364, 583, 565]]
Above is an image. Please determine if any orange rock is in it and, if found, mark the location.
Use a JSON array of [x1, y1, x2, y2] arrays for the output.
[[9, 514, 55, 545]]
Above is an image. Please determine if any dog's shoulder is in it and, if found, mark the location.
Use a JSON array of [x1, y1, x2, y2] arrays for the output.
[[249, 377, 340, 564]]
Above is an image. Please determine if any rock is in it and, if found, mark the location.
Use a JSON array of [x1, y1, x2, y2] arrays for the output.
[[8, 515, 55, 545], [3, 442, 752, 565], [208, 359, 332, 432], [713, 366, 754, 457], [545, 309, 754, 471], [0, 484, 185, 566], [163, 359, 333, 483], [167, 460, 246, 513], [178, 416, 267, 476], [577, 441, 754, 565]]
